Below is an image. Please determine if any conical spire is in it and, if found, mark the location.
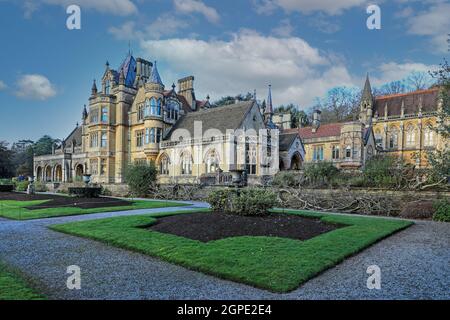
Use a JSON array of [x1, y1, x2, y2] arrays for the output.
[[91, 79, 97, 95], [149, 61, 163, 85], [82, 104, 88, 120], [265, 85, 273, 115], [362, 73, 373, 102]]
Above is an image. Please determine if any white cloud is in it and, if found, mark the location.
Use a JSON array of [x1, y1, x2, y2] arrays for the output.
[[174, 0, 220, 23], [15, 74, 57, 101], [404, 3, 450, 53], [371, 62, 438, 87], [109, 15, 189, 41], [253, 0, 367, 15], [140, 30, 356, 108], [271, 18, 294, 37], [23, 0, 137, 17], [0, 80, 6, 91]]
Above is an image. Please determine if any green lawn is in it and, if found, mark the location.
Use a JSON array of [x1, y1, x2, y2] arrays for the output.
[[50, 208, 413, 292], [0, 199, 187, 220], [0, 262, 45, 300]]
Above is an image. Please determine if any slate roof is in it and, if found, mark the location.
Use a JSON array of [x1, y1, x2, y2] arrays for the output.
[[114, 54, 137, 87], [149, 61, 163, 85], [361, 74, 373, 102], [287, 123, 343, 140], [165, 101, 255, 140], [373, 88, 439, 117], [64, 126, 82, 148], [279, 132, 299, 151]]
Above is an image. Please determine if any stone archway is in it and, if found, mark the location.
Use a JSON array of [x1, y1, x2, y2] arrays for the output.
[[75, 164, 84, 181], [36, 167, 43, 181], [290, 152, 302, 170], [54, 164, 62, 182], [45, 166, 52, 182], [279, 160, 285, 171]]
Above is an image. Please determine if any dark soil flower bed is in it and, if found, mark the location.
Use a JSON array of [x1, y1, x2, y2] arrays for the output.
[[0, 192, 131, 210], [148, 212, 344, 242]]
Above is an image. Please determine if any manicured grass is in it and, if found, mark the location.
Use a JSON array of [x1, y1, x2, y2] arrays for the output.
[[0, 199, 187, 220], [50, 209, 413, 293], [0, 262, 45, 300]]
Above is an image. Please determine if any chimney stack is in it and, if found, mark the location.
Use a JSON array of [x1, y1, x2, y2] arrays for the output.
[[312, 109, 321, 133], [178, 76, 196, 110]]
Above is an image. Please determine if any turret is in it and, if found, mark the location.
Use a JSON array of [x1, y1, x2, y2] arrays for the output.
[[82, 104, 88, 124], [264, 85, 277, 129], [360, 73, 373, 127]]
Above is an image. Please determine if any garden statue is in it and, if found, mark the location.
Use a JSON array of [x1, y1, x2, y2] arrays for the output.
[[27, 176, 35, 195]]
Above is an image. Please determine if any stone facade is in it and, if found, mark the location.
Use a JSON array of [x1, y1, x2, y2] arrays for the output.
[[34, 54, 305, 185]]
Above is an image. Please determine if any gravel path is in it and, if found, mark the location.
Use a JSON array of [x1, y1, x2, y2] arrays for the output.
[[0, 202, 448, 300]]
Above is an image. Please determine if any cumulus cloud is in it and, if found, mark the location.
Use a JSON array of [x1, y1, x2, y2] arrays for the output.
[[253, 0, 367, 15], [21, 0, 137, 17], [15, 74, 57, 100], [0, 80, 6, 91], [174, 0, 220, 23], [404, 2, 450, 53], [140, 30, 356, 107], [373, 62, 438, 85]]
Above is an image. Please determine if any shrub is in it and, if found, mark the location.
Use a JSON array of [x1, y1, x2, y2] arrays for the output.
[[207, 188, 278, 216], [124, 162, 157, 197], [0, 179, 12, 185], [101, 186, 112, 196], [34, 181, 47, 192], [304, 162, 339, 187], [15, 181, 29, 192], [68, 187, 102, 198], [432, 200, 450, 222], [398, 201, 435, 220], [272, 171, 302, 187], [0, 184, 14, 192]]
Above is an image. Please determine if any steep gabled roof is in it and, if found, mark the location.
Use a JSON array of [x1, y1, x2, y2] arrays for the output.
[[164, 101, 255, 140], [114, 54, 137, 87], [63, 126, 82, 148], [279, 132, 299, 151]]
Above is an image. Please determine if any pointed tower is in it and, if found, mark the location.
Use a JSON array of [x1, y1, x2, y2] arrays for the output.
[[149, 61, 163, 86], [360, 73, 374, 127], [264, 85, 277, 129], [91, 79, 97, 96], [82, 104, 88, 125]]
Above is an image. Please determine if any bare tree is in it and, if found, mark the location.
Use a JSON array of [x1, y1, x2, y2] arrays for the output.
[[406, 71, 432, 91], [311, 87, 360, 123]]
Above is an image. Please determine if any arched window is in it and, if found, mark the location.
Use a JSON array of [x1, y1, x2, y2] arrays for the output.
[[167, 101, 180, 120], [180, 153, 193, 175], [160, 155, 170, 175], [389, 127, 398, 149], [406, 124, 415, 147], [424, 125, 434, 146], [157, 99, 162, 116], [151, 128, 157, 143], [150, 98, 157, 115], [144, 99, 150, 117], [205, 150, 219, 173]]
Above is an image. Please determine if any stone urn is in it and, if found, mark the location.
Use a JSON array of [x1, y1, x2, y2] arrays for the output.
[[82, 174, 91, 187], [229, 169, 245, 186], [27, 176, 35, 195]]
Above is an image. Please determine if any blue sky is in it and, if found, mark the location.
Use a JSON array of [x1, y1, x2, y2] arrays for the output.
[[0, 0, 449, 143]]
